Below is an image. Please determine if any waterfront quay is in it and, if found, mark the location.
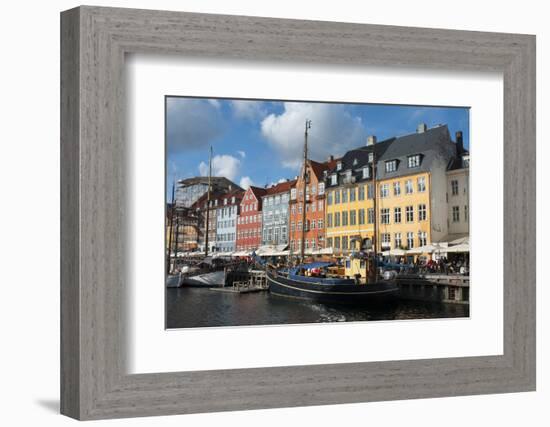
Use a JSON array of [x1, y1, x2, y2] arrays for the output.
[[396, 273, 469, 304]]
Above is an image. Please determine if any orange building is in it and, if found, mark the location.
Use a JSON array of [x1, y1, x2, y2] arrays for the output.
[[288, 159, 336, 253]]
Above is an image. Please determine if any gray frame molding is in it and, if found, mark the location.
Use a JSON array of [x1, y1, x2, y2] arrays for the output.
[[61, 6, 536, 420]]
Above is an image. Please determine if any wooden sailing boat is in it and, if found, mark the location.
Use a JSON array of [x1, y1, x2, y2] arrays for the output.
[[266, 121, 398, 303]]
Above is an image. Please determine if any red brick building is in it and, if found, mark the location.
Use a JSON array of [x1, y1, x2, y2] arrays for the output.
[[236, 186, 267, 251], [289, 159, 336, 253]]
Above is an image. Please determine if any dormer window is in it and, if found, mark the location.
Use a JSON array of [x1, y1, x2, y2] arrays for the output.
[[353, 158, 358, 166], [336, 161, 342, 171], [368, 153, 374, 163], [407, 154, 421, 168], [330, 174, 337, 185], [385, 160, 398, 173], [362, 167, 370, 179]]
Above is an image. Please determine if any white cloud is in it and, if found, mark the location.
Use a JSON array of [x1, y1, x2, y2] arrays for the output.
[[198, 154, 241, 181], [166, 98, 224, 153], [237, 150, 246, 159], [231, 100, 266, 120], [261, 102, 366, 168], [239, 176, 254, 190]]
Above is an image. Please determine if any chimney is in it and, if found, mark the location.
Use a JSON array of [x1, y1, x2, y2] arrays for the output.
[[417, 123, 428, 133], [328, 155, 334, 162], [366, 135, 377, 146], [455, 131, 464, 153]]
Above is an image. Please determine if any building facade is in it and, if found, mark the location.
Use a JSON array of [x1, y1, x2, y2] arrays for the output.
[[261, 180, 295, 247], [289, 160, 332, 253], [236, 186, 266, 251], [215, 190, 244, 252], [325, 124, 468, 254], [446, 132, 470, 236]]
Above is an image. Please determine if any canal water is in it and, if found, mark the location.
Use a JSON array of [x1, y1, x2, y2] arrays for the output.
[[166, 287, 469, 329]]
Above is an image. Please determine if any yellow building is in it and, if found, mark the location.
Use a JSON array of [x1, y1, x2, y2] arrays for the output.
[[325, 124, 468, 277]]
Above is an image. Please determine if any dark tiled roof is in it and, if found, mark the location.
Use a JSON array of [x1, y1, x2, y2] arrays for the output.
[[248, 186, 268, 200], [326, 125, 463, 186]]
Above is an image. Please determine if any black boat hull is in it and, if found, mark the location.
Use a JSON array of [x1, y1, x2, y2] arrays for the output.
[[266, 270, 398, 304]]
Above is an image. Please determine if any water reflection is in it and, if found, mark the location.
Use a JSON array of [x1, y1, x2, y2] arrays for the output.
[[166, 287, 469, 329]]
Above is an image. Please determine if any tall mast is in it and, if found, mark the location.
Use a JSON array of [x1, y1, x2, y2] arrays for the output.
[[372, 150, 378, 280], [167, 180, 176, 274], [204, 146, 213, 257], [300, 120, 311, 262]]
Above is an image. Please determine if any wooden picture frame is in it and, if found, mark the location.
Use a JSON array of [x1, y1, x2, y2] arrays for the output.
[[60, 6, 536, 420]]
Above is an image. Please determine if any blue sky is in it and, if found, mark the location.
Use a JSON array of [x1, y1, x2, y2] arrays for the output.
[[166, 97, 469, 197]]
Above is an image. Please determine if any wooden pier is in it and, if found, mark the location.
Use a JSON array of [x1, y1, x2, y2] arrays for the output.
[[396, 274, 469, 305], [211, 269, 268, 294]]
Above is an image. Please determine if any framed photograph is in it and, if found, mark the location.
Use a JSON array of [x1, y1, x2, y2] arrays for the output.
[[61, 6, 536, 420]]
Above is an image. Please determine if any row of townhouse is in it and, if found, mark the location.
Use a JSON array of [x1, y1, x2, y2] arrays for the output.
[[174, 123, 469, 255]]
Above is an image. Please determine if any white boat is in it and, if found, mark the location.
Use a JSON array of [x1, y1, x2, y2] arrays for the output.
[[180, 270, 226, 287], [166, 273, 183, 288]]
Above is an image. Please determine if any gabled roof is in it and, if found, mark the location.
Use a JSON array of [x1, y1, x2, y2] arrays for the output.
[[264, 179, 297, 196], [247, 186, 267, 201]]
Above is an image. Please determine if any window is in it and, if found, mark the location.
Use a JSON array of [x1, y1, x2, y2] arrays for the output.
[[337, 161, 342, 171], [407, 232, 414, 249], [342, 236, 349, 250], [330, 175, 337, 186], [334, 236, 341, 249], [394, 207, 402, 223], [452, 206, 460, 222], [311, 202, 316, 212], [349, 187, 356, 202], [418, 204, 427, 221], [367, 183, 374, 199], [381, 233, 391, 248], [327, 191, 333, 205], [405, 179, 413, 194], [368, 152, 374, 163], [327, 213, 333, 228], [359, 209, 365, 225], [381, 208, 390, 224], [310, 220, 315, 230], [417, 176, 426, 192], [291, 188, 297, 200], [342, 211, 348, 226], [451, 180, 459, 196], [380, 183, 389, 198], [408, 154, 421, 168], [362, 167, 370, 179], [311, 185, 316, 195], [385, 160, 397, 173], [335, 190, 341, 204], [358, 185, 365, 200], [367, 208, 374, 224], [335, 212, 341, 227], [318, 219, 323, 229], [394, 233, 402, 249], [327, 237, 333, 248], [297, 221, 302, 231], [318, 182, 325, 194], [418, 231, 427, 246], [350, 210, 357, 226], [342, 189, 348, 203], [298, 204, 302, 214], [318, 201, 323, 211], [393, 181, 401, 196], [406, 206, 414, 222]]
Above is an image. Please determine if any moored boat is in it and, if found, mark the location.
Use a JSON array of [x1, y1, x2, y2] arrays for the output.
[[266, 262, 398, 304]]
